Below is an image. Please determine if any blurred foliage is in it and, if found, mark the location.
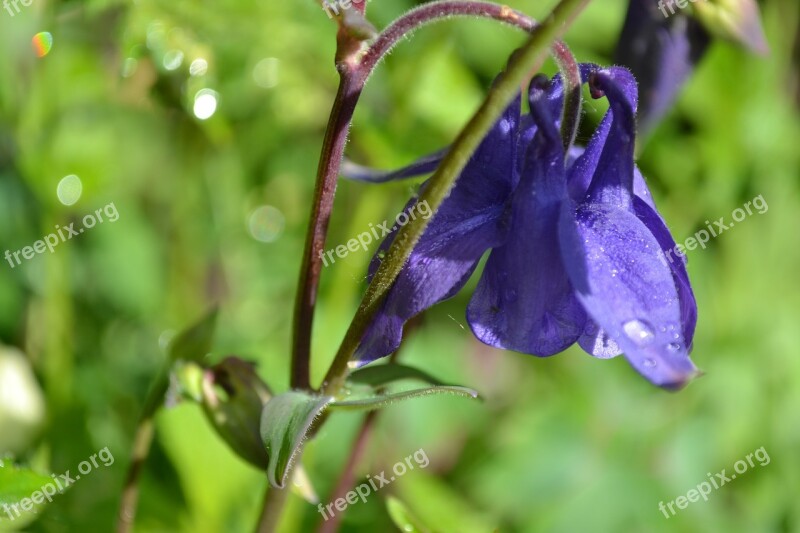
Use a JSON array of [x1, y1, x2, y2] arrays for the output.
[[0, 0, 798, 532]]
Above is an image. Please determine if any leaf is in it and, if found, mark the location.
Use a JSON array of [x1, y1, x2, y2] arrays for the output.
[[259, 392, 333, 489], [142, 308, 219, 417], [0, 462, 61, 528], [329, 386, 480, 412], [347, 364, 447, 388], [386, 496, 431, 533], [168, 307, 219, 363], [200, 358, 272, 470]]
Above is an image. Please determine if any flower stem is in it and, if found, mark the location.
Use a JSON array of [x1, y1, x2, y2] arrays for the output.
[[321, 0, 591, 396], [255, 483, 291, 533], [116, 417, 154, 533], [291, 70, 363, 390], [291, 0, 581, 392]]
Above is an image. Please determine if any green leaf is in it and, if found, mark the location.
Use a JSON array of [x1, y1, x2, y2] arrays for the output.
[[347, 363, 447, 388], [200, 357, 272, 470], [329, 386, 480, 412], [142, 308, 219, 417], [259, 392, 333, 488], [168, 307, 219, 363], [386, 496, 431, 533], [0, 462, 61, 529]]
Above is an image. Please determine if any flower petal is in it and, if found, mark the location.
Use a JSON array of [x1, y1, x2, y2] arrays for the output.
[[633, 196, 697, 349], [613, 0, 710, 134], [354, 92, 522, 364], [468, 77, 585, 355], [340, 148, 448, 183], [559, 202, 698, 389], [584, 67, 639, 209]]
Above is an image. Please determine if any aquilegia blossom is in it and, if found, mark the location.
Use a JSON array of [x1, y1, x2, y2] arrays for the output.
[[345, 64, 699, 389]]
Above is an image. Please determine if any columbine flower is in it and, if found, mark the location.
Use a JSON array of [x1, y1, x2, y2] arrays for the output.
[[345, 65, 699, 389]]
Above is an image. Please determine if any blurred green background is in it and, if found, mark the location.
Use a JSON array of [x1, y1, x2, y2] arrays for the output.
[[1, 0, 798, 531]]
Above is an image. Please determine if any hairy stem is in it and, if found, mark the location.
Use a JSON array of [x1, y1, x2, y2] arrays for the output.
[[256, 483, 291, 533], [321, 0, 591, 396], [292, 71, 362, 390], [292, 0, 581, 393]]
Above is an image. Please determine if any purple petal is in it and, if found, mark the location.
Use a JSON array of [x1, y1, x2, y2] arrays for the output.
[[584, 67, 639, 209], [633, 196, 697, 349], [567, 112, 611, 201], [559, 202, 698, 389], [633, 166, 657, 210], [577, 167, 676, 358], [354, 93, 522, 364], [613, 0, 710, 134], [340, 148, 448, 183], [468, 79, 585, 355]]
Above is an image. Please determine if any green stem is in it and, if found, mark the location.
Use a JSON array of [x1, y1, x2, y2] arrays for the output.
[[321, 0, 591, 396], [255, 482, 291, 533], [292, 0, 584, 394]]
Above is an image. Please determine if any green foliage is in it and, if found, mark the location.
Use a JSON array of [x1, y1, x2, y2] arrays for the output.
[[260, 392, 333, 489], [0, 463, 57, 530], [0, 0, 798, 531], [347, 363, 447, 387], [329, 386, 480, 412]]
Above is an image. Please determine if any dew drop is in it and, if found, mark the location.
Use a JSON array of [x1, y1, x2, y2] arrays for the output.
[[667, 342, 681, 352], [643, 358, 657, 368], [622, 319, 655, 346]]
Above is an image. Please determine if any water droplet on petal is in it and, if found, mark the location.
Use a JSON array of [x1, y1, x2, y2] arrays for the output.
[[643, 358, 657, 368], [667, 342, 681, 352], [623, 319, 655, 346]]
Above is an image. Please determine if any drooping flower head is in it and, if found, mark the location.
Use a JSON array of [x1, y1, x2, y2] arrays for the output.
[[345, 64, 699, 389]]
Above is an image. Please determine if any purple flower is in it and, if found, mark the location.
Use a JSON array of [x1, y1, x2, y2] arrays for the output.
[[346, 65, 699, 389], [613, 0, 710, 135]]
